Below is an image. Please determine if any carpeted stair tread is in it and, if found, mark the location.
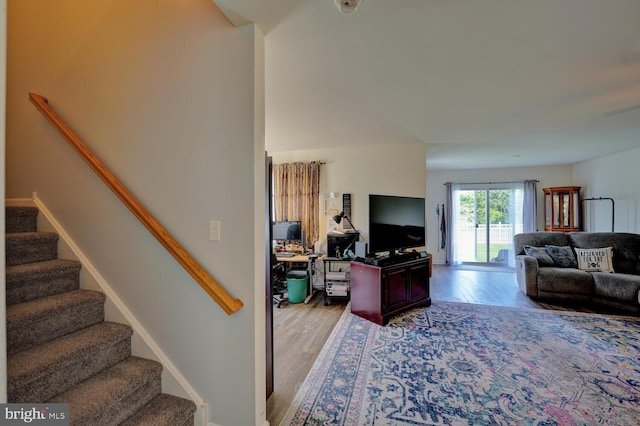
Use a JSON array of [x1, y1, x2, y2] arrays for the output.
[[8, 322, 133, 403], [5, 206, 195, 424], [6, 206, 39, 233], [6, 259, 81, 305], [6, 232, 59, 266], [49, 357, 163, 426], [120, 393, 198, 426], [7, 289, 106, 355]]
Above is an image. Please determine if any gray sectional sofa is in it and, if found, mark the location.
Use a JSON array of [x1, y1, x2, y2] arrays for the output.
[[514, 232, 640, 315]]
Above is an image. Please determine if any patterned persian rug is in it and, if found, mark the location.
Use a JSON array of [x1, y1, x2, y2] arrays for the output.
[[280, 301, 640, 425]]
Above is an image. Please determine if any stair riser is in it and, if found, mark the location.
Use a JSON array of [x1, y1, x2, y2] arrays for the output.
[[179, 416, 196, 426], [6, 260, 82, 305], [7, 300, 105, 355], [77, 376, 162, 426], [6, 207, 39, 233], [176, 416, 196, 426], [9, 338, 131, 403], [123, 413, 195, 426], [6, 272, 80, 305], [6, 234, 58, 266], [118, 393, 198, 426]]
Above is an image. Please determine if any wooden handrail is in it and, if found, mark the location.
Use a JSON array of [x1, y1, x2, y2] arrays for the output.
[[28, 92, 244, 315]]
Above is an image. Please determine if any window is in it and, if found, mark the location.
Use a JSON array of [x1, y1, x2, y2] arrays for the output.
[[272, 162, 320, 248]]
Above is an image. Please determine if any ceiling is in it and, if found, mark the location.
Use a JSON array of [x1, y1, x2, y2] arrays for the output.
[[215, 0, 640, 169]]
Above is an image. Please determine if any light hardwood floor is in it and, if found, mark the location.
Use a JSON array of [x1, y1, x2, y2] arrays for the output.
[[266, 264, 589, 425], [267, 293, 348, 425]]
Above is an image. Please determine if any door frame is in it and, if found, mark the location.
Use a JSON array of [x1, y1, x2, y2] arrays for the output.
[[265, 154, 274, 398]]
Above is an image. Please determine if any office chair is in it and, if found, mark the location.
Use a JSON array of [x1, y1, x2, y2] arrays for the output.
[[271, 254, 288, 308]]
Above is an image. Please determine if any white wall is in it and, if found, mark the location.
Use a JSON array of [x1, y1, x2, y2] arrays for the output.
[[574, 146, 640, 233], [426, 164, 573, 264], [270, 143, 427, 248], [6, 1, 262, 425]]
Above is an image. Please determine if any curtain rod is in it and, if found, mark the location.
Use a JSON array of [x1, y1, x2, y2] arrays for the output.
[[444, 179, 539, 186]]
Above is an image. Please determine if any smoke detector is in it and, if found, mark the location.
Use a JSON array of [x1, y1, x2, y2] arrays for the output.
[[336, 0, 362, 15]]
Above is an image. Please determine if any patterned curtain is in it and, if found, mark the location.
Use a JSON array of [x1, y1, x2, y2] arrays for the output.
[[272, 162, 320, 248]]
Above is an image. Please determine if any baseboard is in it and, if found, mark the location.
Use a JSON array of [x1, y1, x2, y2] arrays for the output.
[[9, 194, 209, 426]]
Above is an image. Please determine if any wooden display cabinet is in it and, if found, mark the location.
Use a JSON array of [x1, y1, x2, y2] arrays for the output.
[[543, 186, 581, 232]]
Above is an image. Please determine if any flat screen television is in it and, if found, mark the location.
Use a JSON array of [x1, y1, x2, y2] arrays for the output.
[[272, 221, 302, 242], [368, 194, 426, 255]]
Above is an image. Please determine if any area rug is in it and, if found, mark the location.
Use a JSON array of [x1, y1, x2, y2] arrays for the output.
[[279, 302, 640, 425]]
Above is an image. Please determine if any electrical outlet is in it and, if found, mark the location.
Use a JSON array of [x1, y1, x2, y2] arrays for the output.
[[209, 220, 221, 241]]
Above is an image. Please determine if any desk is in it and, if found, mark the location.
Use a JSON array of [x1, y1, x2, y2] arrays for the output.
[[275, 253, 322, 304]]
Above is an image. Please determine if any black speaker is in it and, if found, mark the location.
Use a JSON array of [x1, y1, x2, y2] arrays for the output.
[[301, 229, 306, 250]]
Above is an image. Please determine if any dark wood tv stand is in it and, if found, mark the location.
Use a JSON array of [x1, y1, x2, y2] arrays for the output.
[[350, 257, 431, 325]]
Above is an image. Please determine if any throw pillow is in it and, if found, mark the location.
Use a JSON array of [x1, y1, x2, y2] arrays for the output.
[[545, 245, 578, 268], [574, 247, 615, 273], [523, 245, 555, 266]]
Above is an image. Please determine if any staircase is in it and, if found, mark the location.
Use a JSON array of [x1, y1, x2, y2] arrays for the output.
[[5, 206, 197, 425]]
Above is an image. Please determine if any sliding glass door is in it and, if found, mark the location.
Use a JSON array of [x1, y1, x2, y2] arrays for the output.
[[453, 184, 523, 267]]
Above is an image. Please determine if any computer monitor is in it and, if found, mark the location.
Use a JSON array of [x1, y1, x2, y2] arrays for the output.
[[272, 221, 302, 243]]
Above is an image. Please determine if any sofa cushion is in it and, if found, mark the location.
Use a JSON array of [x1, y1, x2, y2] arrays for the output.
[[514, 232, 568, 256], [537, 268, 594, 295], [523, 245, 555, 266], [574, 247, 614, 273], [591, 272, 640, 304], [568, 232, 640, 275], [545, 245, 578, 268]]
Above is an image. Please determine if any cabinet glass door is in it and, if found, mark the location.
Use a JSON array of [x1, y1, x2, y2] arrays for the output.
[[562, 192, 570, 227], [573, 191, 580, 228], [553, 193, 560, 227], [545, 193, 551, 228]]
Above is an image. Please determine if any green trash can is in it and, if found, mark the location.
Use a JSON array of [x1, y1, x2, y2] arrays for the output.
[[286, 274, 308, 304]]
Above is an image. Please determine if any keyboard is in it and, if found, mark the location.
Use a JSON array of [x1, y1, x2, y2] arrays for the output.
[[277, 252, 296, 258]]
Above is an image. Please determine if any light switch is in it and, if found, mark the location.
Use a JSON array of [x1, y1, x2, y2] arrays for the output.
[[209, 220, 221, 241]]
